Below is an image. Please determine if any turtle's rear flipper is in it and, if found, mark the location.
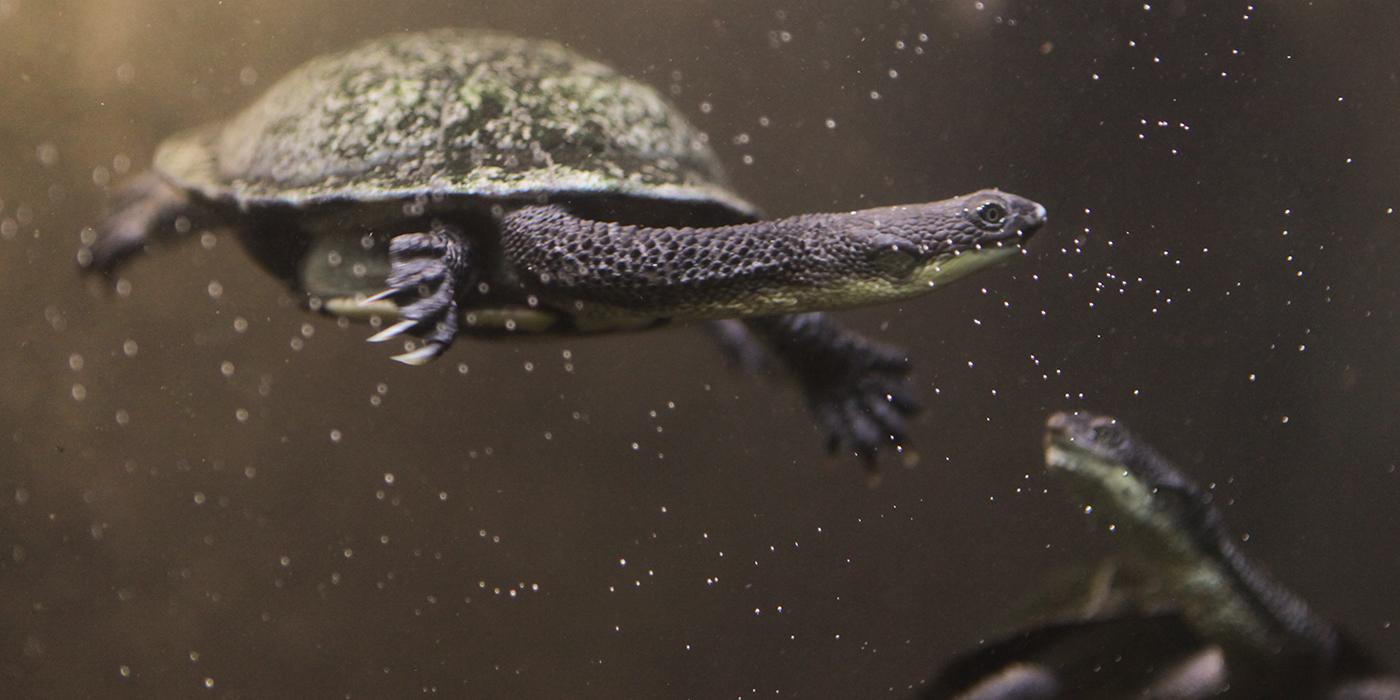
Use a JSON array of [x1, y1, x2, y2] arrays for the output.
[[739, 313, 920, 469], [80, 172, 214, 275]]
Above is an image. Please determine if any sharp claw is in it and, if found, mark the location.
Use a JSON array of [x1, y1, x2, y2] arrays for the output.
[[391, 343, 444, 366], [880, 385, 922, 414], [841, 401, 883, 455], [361, 288, 402, 305], [367, 319, 418, 343], [867, 399, 908, 442]]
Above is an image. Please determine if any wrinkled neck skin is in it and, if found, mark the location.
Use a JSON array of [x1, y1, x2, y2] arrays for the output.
[[498, 200, 1025, 320]]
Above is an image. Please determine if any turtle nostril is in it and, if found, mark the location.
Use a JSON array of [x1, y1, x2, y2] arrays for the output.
[[1015, 203, 1047, 238]]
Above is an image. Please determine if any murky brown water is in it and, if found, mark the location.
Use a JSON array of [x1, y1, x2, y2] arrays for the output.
[[2, 1, 1397, 697]]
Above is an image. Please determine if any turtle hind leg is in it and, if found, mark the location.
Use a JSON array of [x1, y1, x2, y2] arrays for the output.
[[80, 172, 214, 275], [366, 221, 475, 365], [740, 313, 921, 470]]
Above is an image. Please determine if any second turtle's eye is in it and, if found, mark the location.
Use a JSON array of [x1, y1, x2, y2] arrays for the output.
[[977, 201, 1007, 227], [1091, 423, 1124, 447]]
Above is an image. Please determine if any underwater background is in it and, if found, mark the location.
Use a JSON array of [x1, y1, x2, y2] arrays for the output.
[[1, 1, 1397, 697]]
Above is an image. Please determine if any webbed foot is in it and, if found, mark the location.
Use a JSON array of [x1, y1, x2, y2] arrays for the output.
[[366, 223, 473, 365], [805, 339, 920, 469], [742, 313, 921, 469]]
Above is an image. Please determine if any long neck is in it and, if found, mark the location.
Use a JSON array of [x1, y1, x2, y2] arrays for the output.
[[1181, 495, 1341, 666], [498, 205, 920, 319], [1118, 447, 1341, 670]]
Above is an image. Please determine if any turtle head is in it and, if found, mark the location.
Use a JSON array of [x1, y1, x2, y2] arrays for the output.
[[1042, 411, 1212, 546], [856, 189, 1045, 295], [944, 189, 1047, 247], [1044, 411, 1137, 469]]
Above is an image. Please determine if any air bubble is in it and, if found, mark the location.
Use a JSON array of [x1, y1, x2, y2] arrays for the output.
[[36, 142, 59, 166]]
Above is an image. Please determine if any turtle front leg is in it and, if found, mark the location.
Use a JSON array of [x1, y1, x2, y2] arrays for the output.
[[365, 221, 475, 365], [81, 172, 221, 275], [741, 313, 921, 469], [706, 320, 771, 374]]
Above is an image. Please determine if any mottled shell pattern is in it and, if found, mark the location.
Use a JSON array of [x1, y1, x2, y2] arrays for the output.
[[152, 29, 755, 216]]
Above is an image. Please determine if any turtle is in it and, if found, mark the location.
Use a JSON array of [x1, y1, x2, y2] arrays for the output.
[[81, 29, 1046, 466], [918, 411, 1400, 699]]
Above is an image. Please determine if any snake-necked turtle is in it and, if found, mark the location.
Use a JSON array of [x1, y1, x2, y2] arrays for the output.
[[82, 29, 1045, 465], [921, 412, 1400, 699]]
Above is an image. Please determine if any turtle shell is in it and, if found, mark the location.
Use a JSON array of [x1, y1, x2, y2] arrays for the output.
[[152, 29, 756, 219]]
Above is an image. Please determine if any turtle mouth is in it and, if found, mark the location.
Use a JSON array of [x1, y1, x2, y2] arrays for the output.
[[995, 201, 1046, 246], [1043, 410, 1078, 452], [1043, 411, 1115, 467], [966, 205, 1045, 255], [913, 244, 1022, 289], [1020, 203, 1047, 238], [1043, 435, 1089, 475], [1042, 416, 1139, 505]]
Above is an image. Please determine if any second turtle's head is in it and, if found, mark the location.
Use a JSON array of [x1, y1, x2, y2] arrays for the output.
[[1044, 411, 1137, 468], [1042, 411, 1212, 544]]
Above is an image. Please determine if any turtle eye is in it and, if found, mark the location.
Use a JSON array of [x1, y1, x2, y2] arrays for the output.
[[1091, 423, 1124, 447], [976, 201, 1008, 227]]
